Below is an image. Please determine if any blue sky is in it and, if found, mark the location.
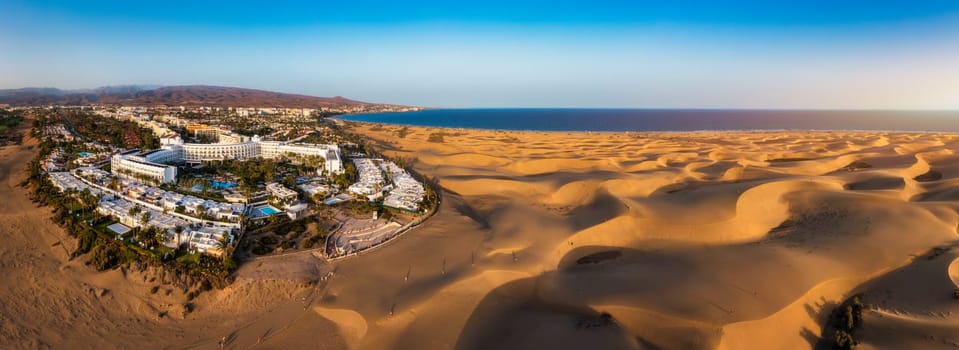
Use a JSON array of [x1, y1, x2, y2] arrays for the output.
[[1, 1, 958, 109]]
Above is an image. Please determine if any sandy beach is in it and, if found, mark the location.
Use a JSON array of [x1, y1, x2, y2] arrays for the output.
[[3, 121, 959, 349]]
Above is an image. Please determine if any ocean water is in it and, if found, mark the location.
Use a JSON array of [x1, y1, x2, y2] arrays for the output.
[[340, 109, 959, 132]]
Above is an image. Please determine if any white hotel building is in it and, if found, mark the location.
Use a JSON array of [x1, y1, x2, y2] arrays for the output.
[[111, 150, 178, 184], [111, 135, 344, 184], [178, 141, 259, 162]]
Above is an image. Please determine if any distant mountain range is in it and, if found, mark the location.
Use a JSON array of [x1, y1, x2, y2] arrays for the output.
[[0, 85, 387, 108]]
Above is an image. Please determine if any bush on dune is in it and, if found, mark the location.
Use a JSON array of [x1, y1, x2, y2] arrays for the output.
[[825, 295, 866, 349], [427, 132, 446, 143]]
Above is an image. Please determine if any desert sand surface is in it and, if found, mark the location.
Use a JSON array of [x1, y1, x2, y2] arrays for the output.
[[311, 123, 959, 350], [5, 119, 959, 349]]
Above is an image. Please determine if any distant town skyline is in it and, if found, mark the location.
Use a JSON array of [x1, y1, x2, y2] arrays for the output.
[[2, 1, 958, 109]]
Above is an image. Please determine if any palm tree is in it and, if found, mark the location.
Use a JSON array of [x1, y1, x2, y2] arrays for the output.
[[174, 225, 184, 250], [136, 226, 156, 247], [140, 211, 151, 226], [129, 204, 141, 217], [237, 213, 249, 230], [79, 188, 95, 209], [215, 234, 231, 261], [154, 228, 167, 249]]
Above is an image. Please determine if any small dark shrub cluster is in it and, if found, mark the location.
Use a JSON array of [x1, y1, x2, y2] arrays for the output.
[[301, 234, 325, 249], [829, 295, 866, 350], [427, 132, 446, 143]]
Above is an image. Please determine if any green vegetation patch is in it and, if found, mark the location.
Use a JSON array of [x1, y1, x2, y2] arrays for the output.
[[176, 252, 201, 267], [0, 109, 25, 145], [395, 127, 410, 138], [427, 132, 447, 143]]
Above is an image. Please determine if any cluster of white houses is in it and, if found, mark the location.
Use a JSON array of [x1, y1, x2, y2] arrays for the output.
[[348, 158, 385, 197], [47, 170, 235, 256], [347, 158, 426, 211], [382, 172, 426, 212], [111, 135, 344, 184]]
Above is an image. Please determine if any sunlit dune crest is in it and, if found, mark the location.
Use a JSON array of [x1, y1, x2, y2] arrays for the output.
[[3, 122, 959, 349]]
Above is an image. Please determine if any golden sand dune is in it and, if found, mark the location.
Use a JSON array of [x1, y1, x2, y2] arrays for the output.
[[312, 124, 959, 350], [951, 257, 959, 288], [852, 249, 959, 349], [6, 121, 959, 349]]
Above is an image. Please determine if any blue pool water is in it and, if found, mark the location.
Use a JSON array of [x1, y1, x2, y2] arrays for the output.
[[259, 206, 279, 215], [79, 152, 93, 157], [192, 181, 237, 192], [250, 205, 281, 218], [211, 181, 237, 189]]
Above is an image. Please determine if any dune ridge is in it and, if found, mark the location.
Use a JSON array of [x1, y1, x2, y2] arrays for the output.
[[5, 119, 959, 349], [324, 124, 959, 349]]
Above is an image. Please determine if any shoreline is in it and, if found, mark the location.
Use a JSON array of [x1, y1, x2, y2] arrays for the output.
[[336, 117, 959, 136]]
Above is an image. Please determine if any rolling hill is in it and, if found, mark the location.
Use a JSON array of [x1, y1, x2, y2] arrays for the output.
[[0, 85, 384, 108]]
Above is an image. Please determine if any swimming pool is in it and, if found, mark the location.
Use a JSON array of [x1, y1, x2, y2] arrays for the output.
[[79, 152, 93, 157], [250, 205, 281, 218], [259, 206, 279, 215], [211, 180, 237, 189]]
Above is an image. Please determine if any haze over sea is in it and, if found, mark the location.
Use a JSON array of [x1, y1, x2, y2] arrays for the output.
[[342, 109, 959, 132]]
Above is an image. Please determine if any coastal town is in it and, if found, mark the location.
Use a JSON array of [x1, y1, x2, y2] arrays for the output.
[[26, 103, 433, 268]]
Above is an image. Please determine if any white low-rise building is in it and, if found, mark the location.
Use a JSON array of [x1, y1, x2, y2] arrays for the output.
[[348, 158, 385, 196], [300, 183, 330, 198], [266, 182, 298, 207], [188, 225, 232, 256], [285, 203, 309, 220], [383, 171, 426, 212], [111, 150, 178, 184]]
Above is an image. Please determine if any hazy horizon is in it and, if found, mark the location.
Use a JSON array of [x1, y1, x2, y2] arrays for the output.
[[2, 1, 958, 109], [3, 86, 959, 112]]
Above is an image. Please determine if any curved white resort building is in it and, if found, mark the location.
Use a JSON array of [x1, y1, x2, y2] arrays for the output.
[[111, 150, 179, 184], [111, 135, 344, 184], [179, 141, 259, 162]]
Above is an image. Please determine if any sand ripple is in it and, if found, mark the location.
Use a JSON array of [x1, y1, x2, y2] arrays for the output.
[[323, 125, 959, 349]]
